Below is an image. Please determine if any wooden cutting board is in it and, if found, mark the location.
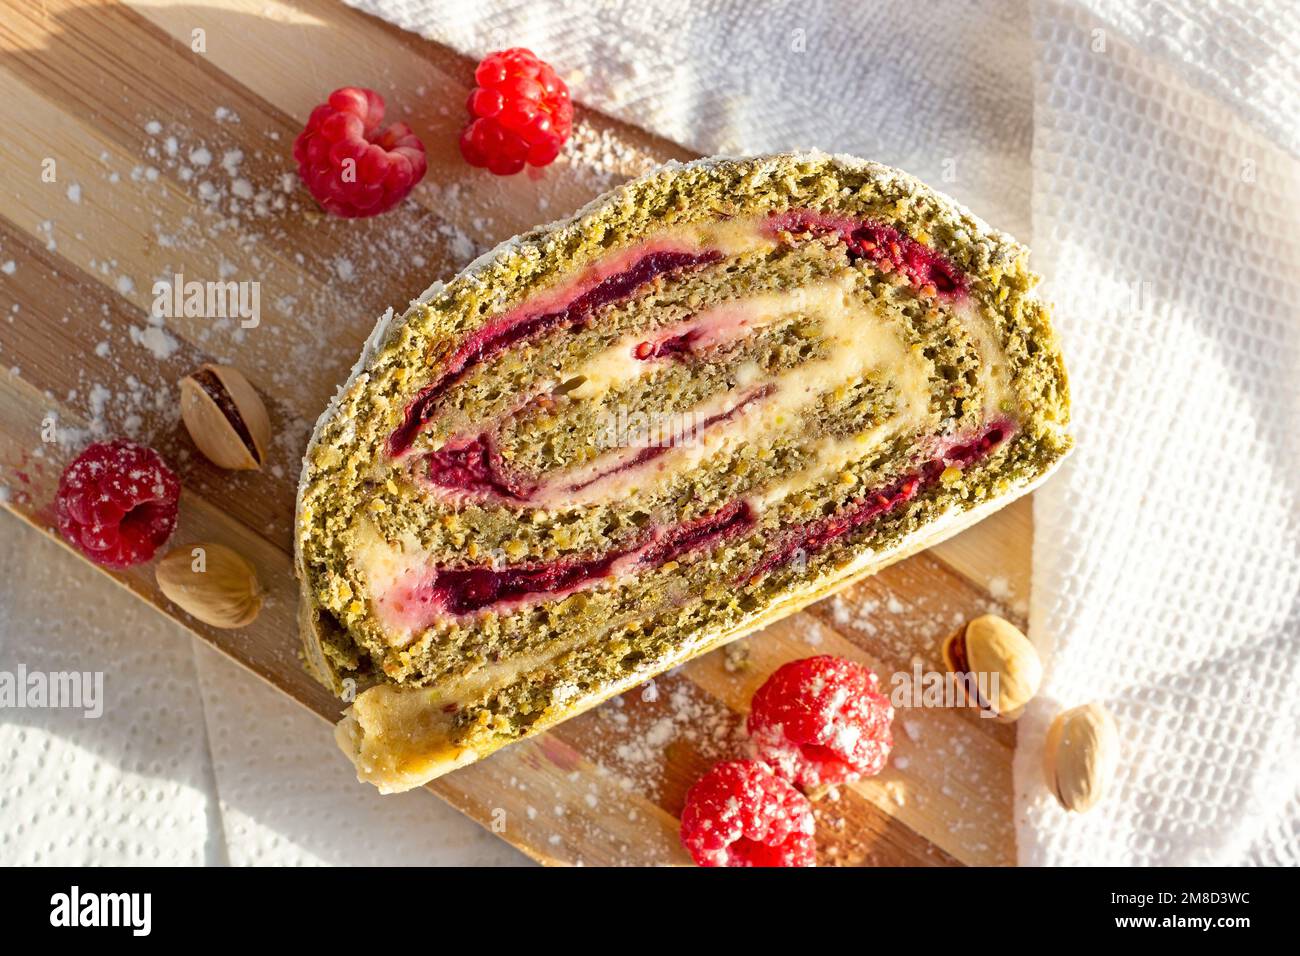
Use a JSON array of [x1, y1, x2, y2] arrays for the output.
[[0, 0, 1032, 865]]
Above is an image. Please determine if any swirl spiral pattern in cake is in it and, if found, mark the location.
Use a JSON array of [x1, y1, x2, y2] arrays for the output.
[[295, 153, 1071, 792]]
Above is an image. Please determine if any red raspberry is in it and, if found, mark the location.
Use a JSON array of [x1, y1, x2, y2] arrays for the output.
[[293, 87, 427, 218], [747, 655, 894, 790], [460, 48, 573, 175], [679, 760, 816, 867], [55, 440, 180, 570]]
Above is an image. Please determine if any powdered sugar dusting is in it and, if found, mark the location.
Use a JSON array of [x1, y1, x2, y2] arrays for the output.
[[550, 119, 662, 195], [129, 321, 179, 361], [589, 671, 744, 800], [6, 109, 507, 474]]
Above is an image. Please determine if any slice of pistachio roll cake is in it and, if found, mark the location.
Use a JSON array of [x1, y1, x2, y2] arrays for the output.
[[295, 151, 1071, 793]]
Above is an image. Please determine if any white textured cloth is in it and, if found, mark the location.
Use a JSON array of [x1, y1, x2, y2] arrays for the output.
[[345, 0, 1300, 864], [1022, 0, 1300, 866]]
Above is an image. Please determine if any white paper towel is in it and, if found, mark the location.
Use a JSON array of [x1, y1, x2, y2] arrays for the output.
[[0, 517, 526, 866], [343, 0, 1300, 864], [0, 518, 215, 865]]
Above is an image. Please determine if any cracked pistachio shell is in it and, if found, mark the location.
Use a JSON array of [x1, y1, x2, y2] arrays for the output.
[[943, 614, 1043, 719], [179, 364, 270, 470]]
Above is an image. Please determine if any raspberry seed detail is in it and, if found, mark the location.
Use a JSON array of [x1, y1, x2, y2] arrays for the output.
[[460, 48, 573, 175]]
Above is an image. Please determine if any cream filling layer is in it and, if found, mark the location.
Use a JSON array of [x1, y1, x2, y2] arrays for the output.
[[351, 522, 426, 649], [560, 291, 800, 403], [956, 299, 1013, 418], [754, 299, 1015, 508], [358, 275, 929, 644], [541, 271, 932, 509]]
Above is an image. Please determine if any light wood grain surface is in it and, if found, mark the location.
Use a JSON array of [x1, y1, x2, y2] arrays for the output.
[[0, 0, 1032, 865]]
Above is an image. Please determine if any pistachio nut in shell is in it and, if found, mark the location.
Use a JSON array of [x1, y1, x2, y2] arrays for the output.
[[156, 542, 263, 628], [1043, 702, 1119, 813], [179, 364, 271, 470], [942, 614, 1043, 719]]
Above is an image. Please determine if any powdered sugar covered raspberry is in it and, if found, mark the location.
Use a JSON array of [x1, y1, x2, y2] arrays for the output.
[[55, 440, 180, 569], [747, 655, 894, 789], [679, 760, 816, 867], [292, 87, 427, 218]]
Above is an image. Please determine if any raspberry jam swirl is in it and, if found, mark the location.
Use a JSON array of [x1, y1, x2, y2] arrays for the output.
[[388, 247, 723, 456]]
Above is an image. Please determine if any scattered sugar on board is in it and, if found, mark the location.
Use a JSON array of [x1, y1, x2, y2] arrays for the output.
[[9, 107, 507, 478], [498, 673, 743, 863], [546, 119, 661, 196], [595, 675, 743, 795]]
